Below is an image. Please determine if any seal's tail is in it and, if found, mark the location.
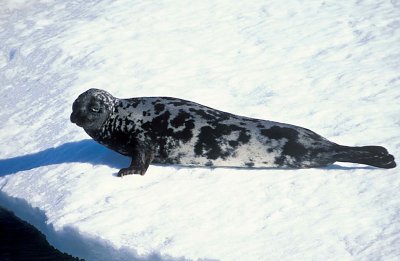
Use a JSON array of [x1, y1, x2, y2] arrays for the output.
[[334, 145, 396, 169]]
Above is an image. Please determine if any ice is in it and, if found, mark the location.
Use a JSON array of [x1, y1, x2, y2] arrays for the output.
[[0, 0, 399, 260]]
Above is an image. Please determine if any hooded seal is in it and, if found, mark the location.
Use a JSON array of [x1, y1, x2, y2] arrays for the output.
[[70, 88, 396, 176]]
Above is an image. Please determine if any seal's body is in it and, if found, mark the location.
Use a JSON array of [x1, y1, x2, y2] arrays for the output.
[[70, 89, 396, 176]]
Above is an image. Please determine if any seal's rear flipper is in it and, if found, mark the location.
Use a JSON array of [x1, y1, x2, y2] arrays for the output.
[[334, 145, 396, 169]]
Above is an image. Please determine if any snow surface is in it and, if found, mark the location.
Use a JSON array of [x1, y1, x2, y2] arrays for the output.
[[0, 0, 399, 260]]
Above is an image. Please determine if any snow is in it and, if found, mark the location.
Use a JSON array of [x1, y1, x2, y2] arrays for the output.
[[0, 0, 399, 260]]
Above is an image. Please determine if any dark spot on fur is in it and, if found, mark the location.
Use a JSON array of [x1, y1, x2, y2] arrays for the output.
[[142, 112, 170, 136], [141, 111, 195, 159], [245, 162, 254, 167], [163, 98, 190, 106], [189, 108, 216, 121], [125, 98, 142, 108], [170, 111, 195, 142], [194, 124, 251, 160], [154, 103, 165, 115], [151, 99, 162, 104], [171, 101, 189, 106], [142, 111, 172, 158], [174, 123, 195, 142], [244, 118, 260, 123], [171, 111, 191, 128], [205, 161, 214, 167], [229, 140, 239, 147], [238, 130, 251, 144], [91, 118, 139, 157], [206, 109, 231, 121], [260, 126, 308, 166], [194, 126, 225, 160]]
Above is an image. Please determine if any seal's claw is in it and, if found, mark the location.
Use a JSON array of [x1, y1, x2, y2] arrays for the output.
[[117, 167, 145, 177]]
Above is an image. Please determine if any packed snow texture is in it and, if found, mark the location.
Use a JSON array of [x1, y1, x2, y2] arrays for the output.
[[0, 0, 399, 260]]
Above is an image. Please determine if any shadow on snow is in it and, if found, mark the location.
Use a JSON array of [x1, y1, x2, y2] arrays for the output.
[[0, 139, 130, 177]]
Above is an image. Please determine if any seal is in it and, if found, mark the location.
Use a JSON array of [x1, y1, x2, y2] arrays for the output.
[[70, 88, 396, 176]]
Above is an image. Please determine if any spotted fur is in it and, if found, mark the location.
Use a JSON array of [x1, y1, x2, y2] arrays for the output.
[[70, 88, 396, 176]]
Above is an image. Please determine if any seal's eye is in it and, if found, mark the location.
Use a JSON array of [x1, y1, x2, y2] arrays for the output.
[[90, 107, 101, 113]]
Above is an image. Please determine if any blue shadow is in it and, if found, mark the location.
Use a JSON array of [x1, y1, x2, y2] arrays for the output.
[[0, 139, 130, 177]]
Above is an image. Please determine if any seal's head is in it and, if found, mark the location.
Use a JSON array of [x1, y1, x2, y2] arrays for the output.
[[70, 88, 116, 130]]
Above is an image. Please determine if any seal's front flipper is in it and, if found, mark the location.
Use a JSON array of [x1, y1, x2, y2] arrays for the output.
[[118, 150, 154, 177]]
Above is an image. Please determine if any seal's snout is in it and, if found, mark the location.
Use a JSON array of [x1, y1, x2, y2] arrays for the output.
[[70, 111, 77, 124], [71, 97, 85, 126], [70, 111, 81, 126], [70, 111, 86, 127]]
